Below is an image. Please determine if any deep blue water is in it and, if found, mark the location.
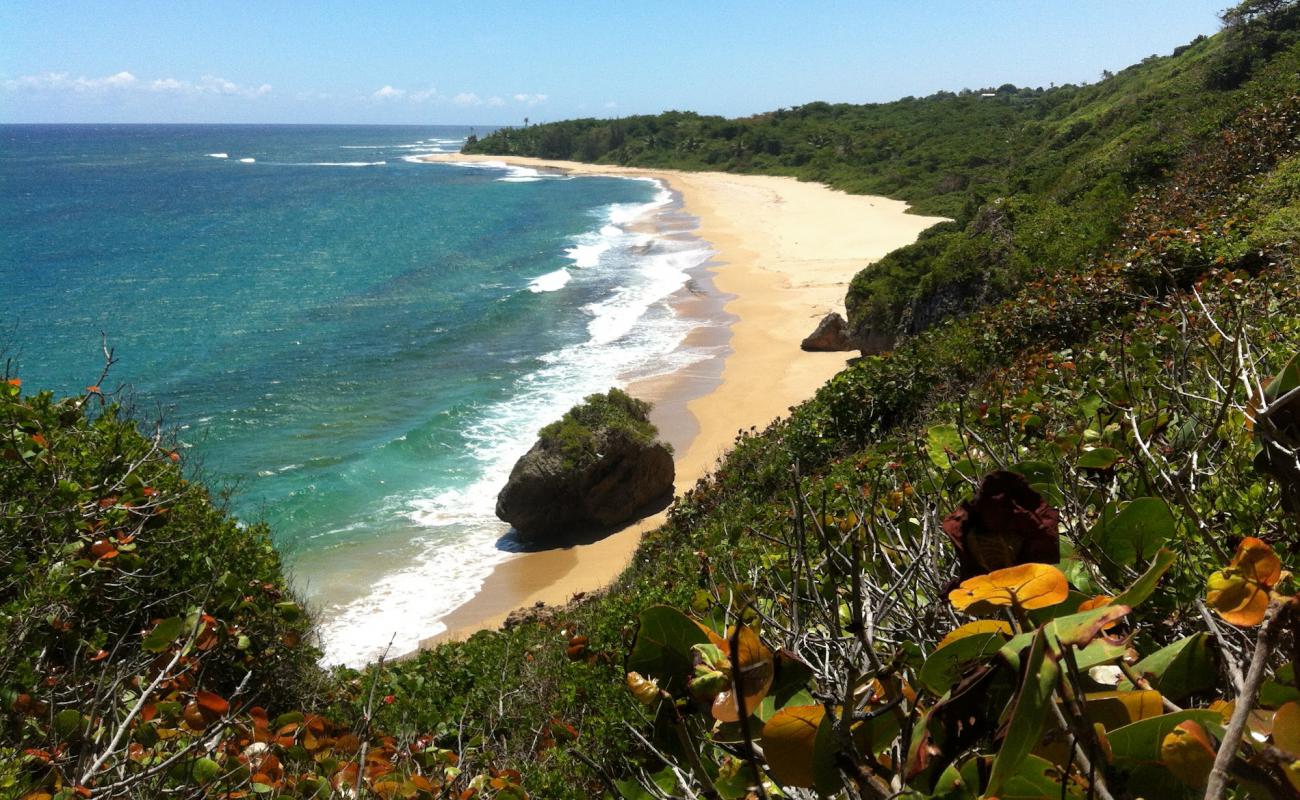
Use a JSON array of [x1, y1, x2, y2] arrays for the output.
[[0, 124, 710, 663]]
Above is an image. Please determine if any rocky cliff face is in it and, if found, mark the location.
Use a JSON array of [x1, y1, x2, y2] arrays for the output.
[[495, 403, 674, 542], [800, 312, 856, 351]]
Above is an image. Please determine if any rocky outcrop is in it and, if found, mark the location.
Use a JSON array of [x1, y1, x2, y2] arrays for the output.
[[800, 312, 856, 351], [496, 392, 674, 542]]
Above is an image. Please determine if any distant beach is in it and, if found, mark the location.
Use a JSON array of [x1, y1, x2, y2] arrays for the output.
[[418, 154, 946, 644]]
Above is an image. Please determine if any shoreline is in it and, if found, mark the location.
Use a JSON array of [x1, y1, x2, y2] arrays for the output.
[[418, 154, 946, 646]]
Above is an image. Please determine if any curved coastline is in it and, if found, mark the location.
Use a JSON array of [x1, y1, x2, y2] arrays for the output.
[[417, 154, 947, 647]]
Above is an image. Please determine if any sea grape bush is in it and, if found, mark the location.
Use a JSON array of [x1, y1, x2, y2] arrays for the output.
[[0, 379, 527, 799], [617, 328, 1300, 797]]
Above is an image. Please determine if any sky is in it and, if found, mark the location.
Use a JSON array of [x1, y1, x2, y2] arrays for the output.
[[1, 1, 1232, 125]]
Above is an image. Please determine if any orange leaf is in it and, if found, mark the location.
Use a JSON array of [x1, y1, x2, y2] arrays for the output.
[[196, 690, 229, 717], [710, 625, 774, 723], [949, 563, 1069, 611], [760, 704, 826, 788], [1207, 537, 1282, 627]]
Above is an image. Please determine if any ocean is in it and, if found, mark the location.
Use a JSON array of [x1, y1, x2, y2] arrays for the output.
[[0, 124, 714, 665]]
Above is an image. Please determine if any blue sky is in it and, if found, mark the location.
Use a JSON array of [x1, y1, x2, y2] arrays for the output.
[[2, 1, 1231, 124]]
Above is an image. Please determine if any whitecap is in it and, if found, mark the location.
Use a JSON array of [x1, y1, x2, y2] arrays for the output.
[[528, 268, 571, 293], [295, 161, 385, 167], [239, 157, 256, 163], [206, 152, 228, 159]]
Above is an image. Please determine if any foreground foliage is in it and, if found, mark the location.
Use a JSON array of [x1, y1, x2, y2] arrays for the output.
[[5, 4, 1300, 798]]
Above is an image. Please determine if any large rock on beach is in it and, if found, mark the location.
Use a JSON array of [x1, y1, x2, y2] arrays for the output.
[[800, 311, 856, 351], [495, 389, 675, 542]]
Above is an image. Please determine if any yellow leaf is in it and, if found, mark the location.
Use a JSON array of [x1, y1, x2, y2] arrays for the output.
[[948, 563, 1069, 611], [760, 705, 825, 788], [1083, 690, 1165, 730], [936, 620, 1013, 649], [1275, 701, 1300, 758], [1160, 721, 1216, 788]]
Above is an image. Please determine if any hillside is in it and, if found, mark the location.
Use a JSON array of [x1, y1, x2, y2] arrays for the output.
[[468, 10, 1298, 352], [4, 3, 1300, 798]]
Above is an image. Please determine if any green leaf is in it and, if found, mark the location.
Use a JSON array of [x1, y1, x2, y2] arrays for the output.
[[918, 633, 1007, 696], [1089, 498, 1176, 567], [626, 605, 709, 695], [1009, 460, 1056, 485], [927, 424, 963, 469], [1106, 710, 1223, 762], [1000, 606, 1130, 672], [1265, 351, 1300, 402], [1260, 662, 1300, 707], [988, 629, 1058, 796], [142, 617, 184, 653], [1078, 447, 1122, 470], [54, 708, 83, 738], [1112, 548, 1176, 608], [192, 756, 222, 784], [1119, 634, 1215, 701]]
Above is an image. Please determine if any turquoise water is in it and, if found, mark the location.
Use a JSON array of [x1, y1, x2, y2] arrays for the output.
[[0, 124, 712, 664]]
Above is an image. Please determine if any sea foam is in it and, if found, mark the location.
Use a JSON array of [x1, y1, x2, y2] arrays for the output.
[[314, 175, 715, 667]]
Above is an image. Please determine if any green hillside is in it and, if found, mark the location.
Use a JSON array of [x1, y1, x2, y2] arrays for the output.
[[4, 3, 1300, 798]]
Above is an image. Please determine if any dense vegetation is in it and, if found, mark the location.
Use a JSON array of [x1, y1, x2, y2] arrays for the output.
[[3, 3, 1300, 798], [468, 3, 1300, 352], [538, 388, 665, 470]]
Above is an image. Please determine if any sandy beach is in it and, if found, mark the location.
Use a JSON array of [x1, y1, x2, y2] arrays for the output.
[[419, 154, 945, 644]]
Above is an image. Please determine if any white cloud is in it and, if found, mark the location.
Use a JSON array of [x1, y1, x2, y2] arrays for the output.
[[3, 70, 137, 91], [4, 70, 269, 97], [485, 95, 504, 107], [512, 93, 548, 106], [604, 100, 618, 109], [373, 84, 406, 100], [453, 92, 482, 106]]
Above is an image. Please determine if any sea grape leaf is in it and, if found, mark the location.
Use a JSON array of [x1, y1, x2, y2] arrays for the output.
[[927, 424, 963, 469], [1207, 537, 1282, 627], [937, 620, 1012, 649], [1112, 548, 1176, 608], [615, 767, 678, 800], [1261, 663, 1300, 707], [1009, 460, 1056, 485], [712, 625, 775, 722], [949, 563, 1069, 612], [1159, 721, 1217, 789], [626, 605, 709, 695], [1118, 634, 1215, 701], [1274, 702, 1300, 757], [1106, 710, 1223, 763], [918, 632, 1008, 696], [760, 704, 841, 794], [987, 629, 1057, 796], [1078, 447, 1122, 470], [1089, 497, 1176, 567], [999, 606, 1131, 672], [1083, 690, 1165, 730], [142, 617, 184, 653]]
